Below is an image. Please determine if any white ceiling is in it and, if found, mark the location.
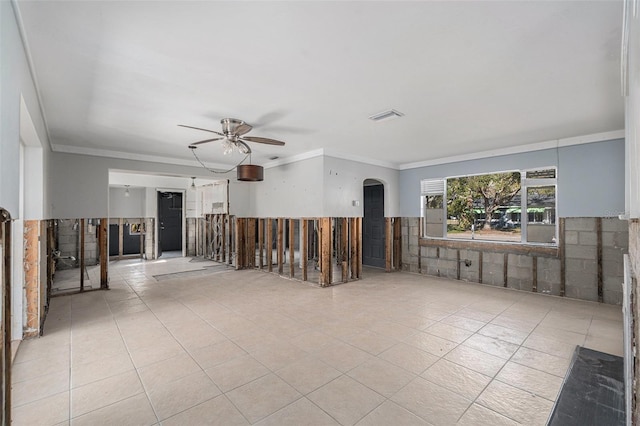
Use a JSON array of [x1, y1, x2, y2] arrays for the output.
[[16, 1, 624, 169]]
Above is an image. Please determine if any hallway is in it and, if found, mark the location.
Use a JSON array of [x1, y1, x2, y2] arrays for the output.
[[11, 258, 623, 425]]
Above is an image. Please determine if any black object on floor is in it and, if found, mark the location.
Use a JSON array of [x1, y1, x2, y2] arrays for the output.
[[548, 346, 625, 426]]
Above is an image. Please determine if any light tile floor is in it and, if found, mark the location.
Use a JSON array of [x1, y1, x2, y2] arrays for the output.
[[11, 257, 624, 425]]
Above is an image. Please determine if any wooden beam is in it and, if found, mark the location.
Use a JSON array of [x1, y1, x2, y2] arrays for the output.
[[301, 220, 308, 281], [357, 217, 362, 279], [418, 219, 422, 273], [80, 219, 85, 291], [289, 219, 295, 278], [341, 218, 348, 283], [118, 218, 124, 260], [247, 218, 256, 268], [266, 218, 273, 272], [227, 216, 233, 265], [532, 256, 538, 293], [221, 215, 227, 263], [478, 251, 483, 284], [597, 218, 603, 303], [99, 218, 108, 289], [277, 218, 284, 275], [393, 217, 402, 271], [419, 237, 559, 258], [1, 212, 13, 425], [234, 218, 244, 270], [320, 218, 332, 286], [503, 253, 508, 288], [385, 218, 392, 272], [350, 218, 357, 279], [258, 219, 264, 269], [559, 217, 566, 297], [456, 249, 461, 280], [139, 217, 144, 259]]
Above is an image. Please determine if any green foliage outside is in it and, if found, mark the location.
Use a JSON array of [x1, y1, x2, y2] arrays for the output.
[[447, 172, 521, 231]]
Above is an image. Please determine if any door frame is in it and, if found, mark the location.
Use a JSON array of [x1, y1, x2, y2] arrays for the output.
[[362, 179, 386, 268], [155, 189, 186, 258]]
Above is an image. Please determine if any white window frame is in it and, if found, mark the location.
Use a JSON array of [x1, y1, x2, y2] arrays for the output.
[[420, 167, 558, 245]]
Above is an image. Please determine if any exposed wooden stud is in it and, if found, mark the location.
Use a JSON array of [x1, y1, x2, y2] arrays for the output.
[[24, 220, 39, 336], [418, 237, 559, 258], [227, 216, 234, 266], [349, 218, 357, 279], [393, 217, 402, 271], [320, 218, 332, 286], [456, 249, 461, 280], [258, 219, 264, 269], [277, 218, 284, 275], [289, 219, 295, 278], [1, 212, 13, 425], [559, 218, 566, 297], [247, 218, 256, 268], [99, 218, 108, 288], [139, 217, 144, 259], [341, 218, 348, 283], [478, 251, 483, 284], [221, 214, 227, 263], [418, 219, 422, 273], [80, 218, 85, 291], [503, 253, 508, 288], [357, 217, 362, 279], [234, 218, 244, 270], [266, 218, 273, 272], [385, 218, 392, 272], [597, 217, 603, 303], [532, 256, 538, 292], [118, 218, 124, 260], [436, 247, 440, 277], [301, 220, 308, 281]]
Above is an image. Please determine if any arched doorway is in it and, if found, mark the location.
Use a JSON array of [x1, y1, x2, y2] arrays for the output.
[[363, 179, 385, 268]]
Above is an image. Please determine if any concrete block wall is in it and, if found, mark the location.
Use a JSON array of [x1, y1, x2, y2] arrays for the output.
[[56, 219, 99, 269], [400, 217, 628, 305], [144, 218, 155, 259], [186, 218, 197, 256]]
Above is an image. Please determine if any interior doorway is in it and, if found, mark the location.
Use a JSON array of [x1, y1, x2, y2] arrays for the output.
[[363, 179, 385, 268], [157, 191, 183, 258]]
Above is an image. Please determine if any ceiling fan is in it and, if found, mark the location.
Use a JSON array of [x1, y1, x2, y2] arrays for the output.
[[179, 118, 285, 155]]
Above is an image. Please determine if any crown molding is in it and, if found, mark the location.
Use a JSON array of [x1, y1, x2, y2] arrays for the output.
[[51, 144, 234, 170], [398, 129, 625, 170]]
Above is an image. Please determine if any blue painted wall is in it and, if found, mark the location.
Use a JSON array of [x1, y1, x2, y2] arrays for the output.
[[399, 139, 625, 217]]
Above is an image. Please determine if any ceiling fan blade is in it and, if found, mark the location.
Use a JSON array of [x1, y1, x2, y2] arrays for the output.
[[241, 136, 285, 146], [178, 124, 225, 137], [188, 137, 223, 148], [235, 123, 253, 136]]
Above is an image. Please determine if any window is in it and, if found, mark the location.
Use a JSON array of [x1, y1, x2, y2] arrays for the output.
[[421, 168, 557, 244]]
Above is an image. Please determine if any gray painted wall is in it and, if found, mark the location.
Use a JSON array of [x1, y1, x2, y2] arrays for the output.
[[1, 1, 51, 218], [399, 139, 625, 217], [109, 187, 145, 218]]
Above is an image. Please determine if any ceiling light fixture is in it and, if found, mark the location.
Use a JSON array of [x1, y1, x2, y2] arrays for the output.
[[124, 185, 130, 197], [190, 177, 196, 190], [368, 109, 404, 122]]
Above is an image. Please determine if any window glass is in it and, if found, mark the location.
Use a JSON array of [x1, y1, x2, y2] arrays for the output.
[[526, 186, 557, 243]]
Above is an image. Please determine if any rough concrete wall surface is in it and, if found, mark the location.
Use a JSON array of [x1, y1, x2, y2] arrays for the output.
[[144, 218, 155, 260], [400, 216, 628, 305], [186, 218, 197, 256], [628, 220, 639, 425], [564, 218, 599, 301], [602, 218, 629, 304]]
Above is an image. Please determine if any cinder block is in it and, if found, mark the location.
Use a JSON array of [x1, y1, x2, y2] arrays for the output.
[[565, 270, 597, 288], [409, 244, 419, 256], [565, 245, 597, 260], [578, 231, 598, 246], [602, 218, 628, 233], [565, 259, 597, 274], [426, 247, 439, 258], [565, 218, 597, 232], [603, 290, 623, 305], [564, 231, 579, 245]]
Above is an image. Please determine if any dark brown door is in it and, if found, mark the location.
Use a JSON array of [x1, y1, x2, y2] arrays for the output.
[[363, 184, 385, 268]]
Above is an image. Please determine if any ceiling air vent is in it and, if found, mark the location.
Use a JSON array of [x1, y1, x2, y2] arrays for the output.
[[368, 109, 404, 122]]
